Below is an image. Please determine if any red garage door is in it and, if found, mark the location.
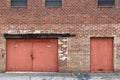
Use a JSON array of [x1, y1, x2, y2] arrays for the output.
[[90, 38, 113, 72], [6, 39, 58, 72], [33, 39, 58, 72]]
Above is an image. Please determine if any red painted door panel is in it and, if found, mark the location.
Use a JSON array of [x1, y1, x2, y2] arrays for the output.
[[7, 39, 32, 71], [90, 38, 113, 72], [33, 39, 58, 72], [7, 39, 58, 72]]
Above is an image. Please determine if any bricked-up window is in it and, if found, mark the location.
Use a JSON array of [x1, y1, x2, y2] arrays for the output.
[[11, 0, 27, 6], [46, 0, 62, 6], [98, 0, 115, 6]]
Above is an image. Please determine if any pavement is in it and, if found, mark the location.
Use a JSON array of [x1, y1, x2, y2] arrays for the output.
[[0, 72, 120, 80]]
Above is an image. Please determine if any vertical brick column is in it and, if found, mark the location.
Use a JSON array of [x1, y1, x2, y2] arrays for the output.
[[58, 38, 68, 72], [0, 38, 6, 72]]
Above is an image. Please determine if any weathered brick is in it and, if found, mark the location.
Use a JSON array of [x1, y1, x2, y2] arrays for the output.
[[0, 0, 119, 72]]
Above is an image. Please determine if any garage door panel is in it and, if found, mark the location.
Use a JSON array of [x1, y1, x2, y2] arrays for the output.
[[33, 39, 58, 72], [7, 39, 32, 71], [90, 38, 113, 72], [48, 39, 58, 72]]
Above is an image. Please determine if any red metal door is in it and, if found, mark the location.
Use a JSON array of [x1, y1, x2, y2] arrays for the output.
[[7, 39, 32, 71], [32, 39, 58, 72], [90, 38, 113, 72], [7, 39, 58, 72]]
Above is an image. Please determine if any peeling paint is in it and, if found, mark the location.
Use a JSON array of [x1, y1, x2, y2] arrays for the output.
[[62, 39, 68, 41], [58, 41, 64, 45], [62, 45, 67, 48], [58, 38, 68, 71], [33, 30, 41, 34], [58, 51, 63, 54], [7, 30, 42, 34], [59, 54, 64, 57], [60, 57, 67, 61]]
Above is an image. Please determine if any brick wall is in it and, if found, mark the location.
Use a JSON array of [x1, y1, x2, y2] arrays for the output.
[[0, 0, 120, 72], [0, 0, 120, 24]]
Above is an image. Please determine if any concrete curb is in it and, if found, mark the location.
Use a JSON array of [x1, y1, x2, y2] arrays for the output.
[[0, 73, 120, 80]]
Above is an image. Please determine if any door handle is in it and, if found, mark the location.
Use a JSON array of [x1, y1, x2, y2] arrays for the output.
[[31, 54, 34, 60]]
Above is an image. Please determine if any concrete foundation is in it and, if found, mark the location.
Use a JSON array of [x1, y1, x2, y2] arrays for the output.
[[0, 73, 120, 80]]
